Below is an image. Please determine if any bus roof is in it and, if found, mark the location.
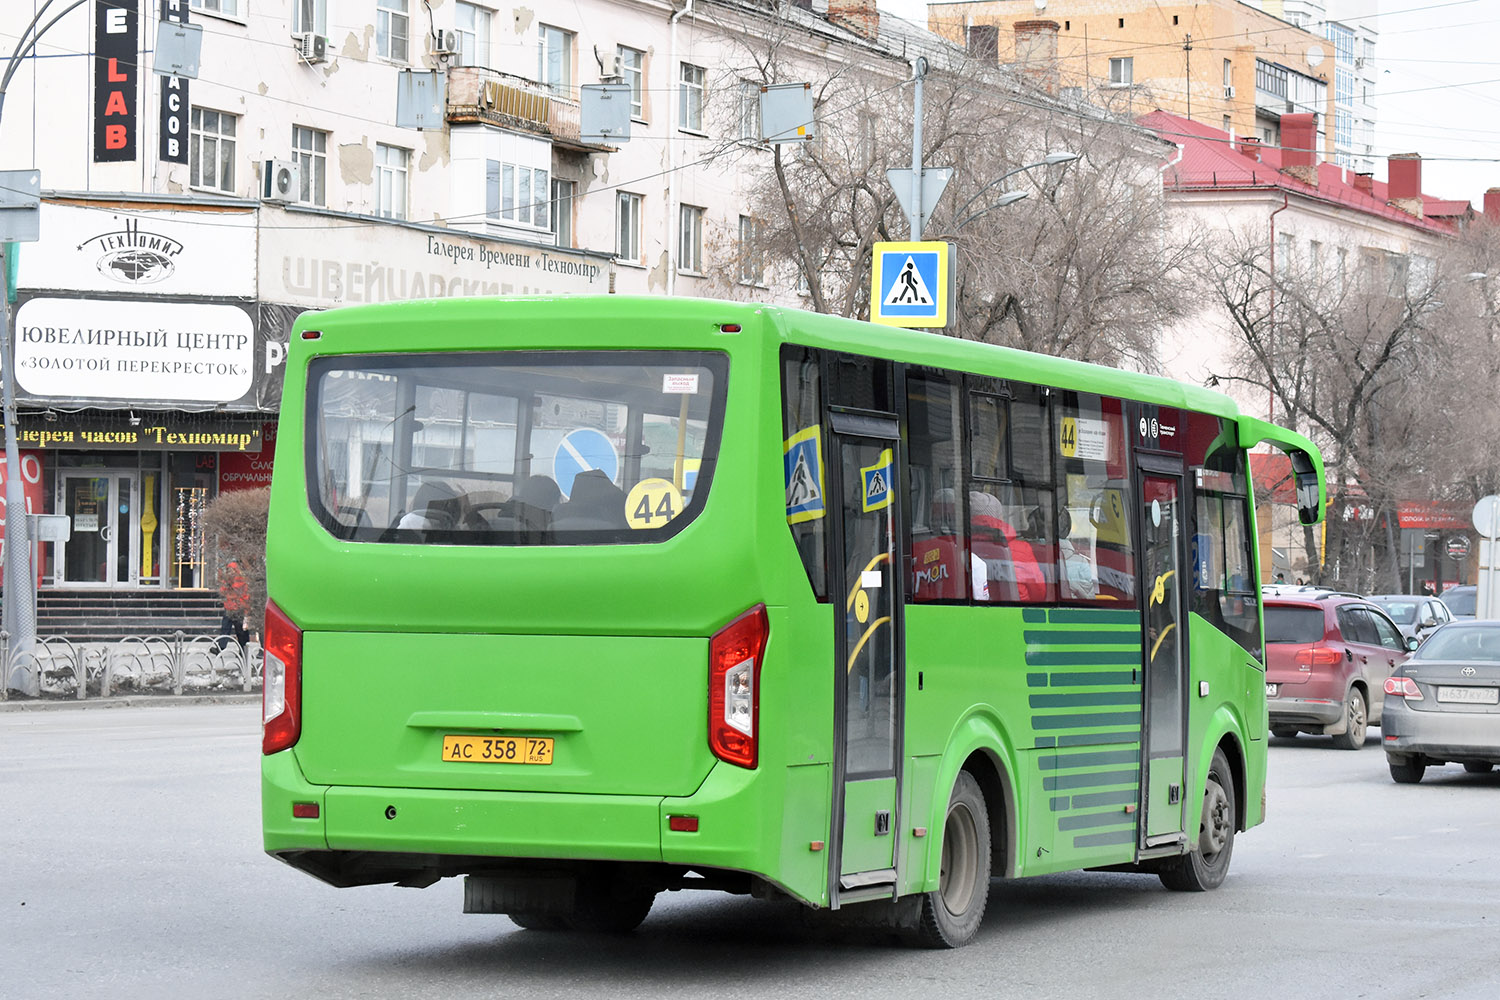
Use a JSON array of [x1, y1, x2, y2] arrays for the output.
[[292, 295, 1242, 421]]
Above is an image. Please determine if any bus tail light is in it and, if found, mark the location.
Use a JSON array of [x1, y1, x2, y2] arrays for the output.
[[262, 600, 303, 755], [1295, 646, 1344, 669], [1384, 676, 1423, 700], [708, 604, 769, 769]]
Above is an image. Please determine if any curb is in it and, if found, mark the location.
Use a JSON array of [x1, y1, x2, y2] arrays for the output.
[[0, 692, 262, 712]]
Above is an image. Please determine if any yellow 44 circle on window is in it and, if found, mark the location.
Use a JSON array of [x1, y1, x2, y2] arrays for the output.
[[625, 478, 685, 530]]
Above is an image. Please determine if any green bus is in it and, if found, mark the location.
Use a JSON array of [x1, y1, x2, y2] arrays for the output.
[[261, 296, 1325, 947]]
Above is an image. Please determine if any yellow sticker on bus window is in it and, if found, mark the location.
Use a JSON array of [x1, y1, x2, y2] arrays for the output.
[[1060, 416, 1079, 458], [625, 478, 684, 530], [785, 425, 825, 524], [861, 449, 894, 513]]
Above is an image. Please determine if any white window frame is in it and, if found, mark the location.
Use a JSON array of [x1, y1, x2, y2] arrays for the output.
[[738, 79, 761, 142], [551, 178, 576, 247], [377, 0, 410, 63], [375, 143, 409, 220], [486, 161, 550, 230], [189, 107, 237, 194], [190, 0, 242, 18], [292, 0, 327, 34], [679, 62, 706, 132], [539, 24, 574, 98], [618, 46, 645, 119], [738, 214, 764, 286], [617, 191, 643, 263], [678, 204, 704, 274], [1109, 57, 1133, 86], [292, 125, 328, 206], [456, 3, 491, 68]]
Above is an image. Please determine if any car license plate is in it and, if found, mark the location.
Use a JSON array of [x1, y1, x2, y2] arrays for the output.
[[1266, 683, 1279, 697], [1436, 686, 1499, 705], [441, 735, 554, 764]]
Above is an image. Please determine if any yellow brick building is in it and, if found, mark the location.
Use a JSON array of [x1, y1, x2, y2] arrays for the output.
[[927, 0, 1337, 155]]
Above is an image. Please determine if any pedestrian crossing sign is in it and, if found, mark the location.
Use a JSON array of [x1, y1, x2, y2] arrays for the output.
[[861, 448, 894, 513], [784, 424, 825, 524], [870, 241, 949, 328]]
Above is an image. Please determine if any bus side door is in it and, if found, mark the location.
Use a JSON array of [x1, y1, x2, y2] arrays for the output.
[[1137, 460, 1189, 848]]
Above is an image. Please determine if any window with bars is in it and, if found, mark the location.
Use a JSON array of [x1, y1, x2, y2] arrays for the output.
[[189, 108, 236, 193]]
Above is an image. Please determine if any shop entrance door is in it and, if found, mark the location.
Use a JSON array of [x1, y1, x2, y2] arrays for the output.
[[58, 473, 138, 587]]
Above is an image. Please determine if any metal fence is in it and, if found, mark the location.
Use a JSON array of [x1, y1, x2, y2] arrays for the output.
[[1, 630, 262, 701]]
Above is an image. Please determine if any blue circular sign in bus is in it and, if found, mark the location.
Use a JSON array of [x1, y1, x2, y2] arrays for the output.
[[553, 428, 619, 498]]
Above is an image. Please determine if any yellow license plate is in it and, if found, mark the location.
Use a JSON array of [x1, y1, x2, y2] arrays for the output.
[[441, 735, 554, 764]]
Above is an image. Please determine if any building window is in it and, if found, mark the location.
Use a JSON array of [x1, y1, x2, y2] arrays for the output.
[[679, 62, 705, 132], [679, 204, 704, 273], [1223, 58, 1232, 88], [738, 80, 761, 142], [293, 0, 326, 34], [551, 178, 576, 247], [377, 0, 409, 62], [190, 0, 241, 16], [455, 3, 491, 67], [189, 108, 236, 193], [1256, 59, 1288, 99], [486, 161, 550, 229], [738, 215, 763, 285], [375, 143, 408, 220], [617, 191, 642, 261], [618, 46, 644, 118], [539, 24, 573, 98], [292, 125, 328, 206], [1109, 57, 1133, 86]]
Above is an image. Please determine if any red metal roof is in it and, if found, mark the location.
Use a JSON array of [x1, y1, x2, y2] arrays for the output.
[[1138, 110, 1462, 236]]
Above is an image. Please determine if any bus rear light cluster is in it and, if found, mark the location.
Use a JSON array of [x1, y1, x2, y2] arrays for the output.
[[1384, 676, 1423, 700], [262, 600, 304, 755], [708, 604, 768, 769], [1295, 646, 1344, 669]]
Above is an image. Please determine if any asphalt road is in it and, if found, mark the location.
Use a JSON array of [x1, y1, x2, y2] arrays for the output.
[[2, 702, 1497, 1000]]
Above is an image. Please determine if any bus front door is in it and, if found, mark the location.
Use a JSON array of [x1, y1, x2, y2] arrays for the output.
[[829, 426, 903, 900], [1137, 465, 1189, 849]]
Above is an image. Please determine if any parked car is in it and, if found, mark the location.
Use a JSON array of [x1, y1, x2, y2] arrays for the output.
[[1265, 595, 1418, 749], [1441, 585, 1477, 619], [1381, 620, 1500, 783], [1368, 594, 1453, 645]]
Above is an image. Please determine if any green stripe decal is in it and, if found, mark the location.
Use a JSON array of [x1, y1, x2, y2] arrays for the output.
[[1038, 749, 1140, 770], [1070, 788, 1139, 809], [1057, 732, 1139, 747], [1050, 796, 1070, 812], [1041, 670, 1137, 687], [1041, 768, 1139, 791], [1033, 711, 1142, 730], [1074, 829, 1137, 848], [1027, 672, 1048, 687], [1022, 608, 1049, 623], [1058, 811, 1135, 831], [1029, 691, 1141, 709], [1044, 609, 1140, 626], [1025, 649, 1142, 666], [1024, 631, 1137, 645]]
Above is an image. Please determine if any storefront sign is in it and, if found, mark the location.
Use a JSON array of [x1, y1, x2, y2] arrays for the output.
[[261, 215, 610, 308], [159, 1, 190, 165], [94, 0, 138, 162], [17, 204, 256, 297], [14, 297, 255, 402], [1, 416, 262, 452]]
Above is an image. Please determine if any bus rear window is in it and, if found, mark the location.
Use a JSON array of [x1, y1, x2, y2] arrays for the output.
[[307, 351, 726, 545]]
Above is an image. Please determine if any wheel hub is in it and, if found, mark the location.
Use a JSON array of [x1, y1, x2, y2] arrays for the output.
[[1199, 780, 1231, 856]]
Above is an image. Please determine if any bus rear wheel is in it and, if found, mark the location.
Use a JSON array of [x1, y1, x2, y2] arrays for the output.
[[912, 770, 991, 948], [1159, 748, 1235, 892]]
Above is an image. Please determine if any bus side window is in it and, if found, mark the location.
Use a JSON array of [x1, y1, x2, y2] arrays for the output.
[[1056, 393, 1136, 606], [968, 383, 1056, 604], [782, 347, 828, 600], [907, 371, 968, 602]]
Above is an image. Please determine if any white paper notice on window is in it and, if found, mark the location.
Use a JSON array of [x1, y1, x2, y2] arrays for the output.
[[1074, 417, 1110, 461], [662, 373, 700, 394]]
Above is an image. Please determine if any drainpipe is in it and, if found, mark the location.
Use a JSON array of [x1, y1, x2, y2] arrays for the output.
[[1267, 192, 1289, 422], [666, 0, 695, 298]]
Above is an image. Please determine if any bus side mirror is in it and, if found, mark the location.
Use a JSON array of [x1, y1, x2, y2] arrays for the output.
[[1295, 472, 1320, 526]]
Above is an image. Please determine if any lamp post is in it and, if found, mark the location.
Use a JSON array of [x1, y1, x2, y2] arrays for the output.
[[948, 152, 1079, 231]]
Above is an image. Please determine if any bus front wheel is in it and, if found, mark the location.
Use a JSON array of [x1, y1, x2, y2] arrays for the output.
[[912, 770, 991, 948], [1159, 748, 1235, 892]]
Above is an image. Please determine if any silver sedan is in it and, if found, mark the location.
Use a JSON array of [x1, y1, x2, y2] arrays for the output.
[[1381, 620, 1500, 783]]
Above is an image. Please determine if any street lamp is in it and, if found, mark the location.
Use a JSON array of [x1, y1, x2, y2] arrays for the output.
[[949, 151, 1080, 231]]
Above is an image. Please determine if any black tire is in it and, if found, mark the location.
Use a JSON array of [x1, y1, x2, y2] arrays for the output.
[[1330, 688, 1367, 751], [911, 770, 991, 948], [567, 885, 656, 933], [1159, 748, 1236, 892], [1270, 727, 1299, 739], [1388, 754, 1425, 784], [507, 912, 569, 931], [1463, 761, 1494, 774]]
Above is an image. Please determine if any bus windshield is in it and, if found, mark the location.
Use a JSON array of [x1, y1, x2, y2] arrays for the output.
[[308, 350, 726, 544]]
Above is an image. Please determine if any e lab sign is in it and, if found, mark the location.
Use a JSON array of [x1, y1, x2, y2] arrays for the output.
[[870, 241, 951, 328], [94, 0, 139, 162]]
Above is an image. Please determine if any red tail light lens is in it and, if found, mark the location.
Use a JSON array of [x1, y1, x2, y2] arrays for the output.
[[262, 600, 303, 755], [708, 604, 769, 769], [1384, 676, 1423, 700], [1295, 646, 1344, 668]]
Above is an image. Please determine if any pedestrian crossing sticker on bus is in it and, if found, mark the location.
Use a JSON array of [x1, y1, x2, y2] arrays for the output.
[[784, 425, 825, 523], [861, 448, 893, 513]]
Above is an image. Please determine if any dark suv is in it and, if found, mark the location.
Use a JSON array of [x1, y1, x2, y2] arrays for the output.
[[1265, 594, 1418, 749]]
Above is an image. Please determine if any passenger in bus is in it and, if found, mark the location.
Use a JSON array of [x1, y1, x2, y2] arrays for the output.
[[911, 488, 966, 600], [969, 491, 1045, 602]]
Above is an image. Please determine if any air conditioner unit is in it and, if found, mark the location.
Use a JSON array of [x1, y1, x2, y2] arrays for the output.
[[1224, 84, 1236, 99], [434, 29, 459, 57], [261, 159, 301, 202], [295, 31, 327, 63]]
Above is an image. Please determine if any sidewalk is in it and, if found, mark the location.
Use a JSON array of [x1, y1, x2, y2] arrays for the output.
[[0, 691, 262, 712]]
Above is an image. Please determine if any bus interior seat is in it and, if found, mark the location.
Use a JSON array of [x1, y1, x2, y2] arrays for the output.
[[398, 481, 461, 529], [478, 475, 562, 534], [553, 470, 628, 530]]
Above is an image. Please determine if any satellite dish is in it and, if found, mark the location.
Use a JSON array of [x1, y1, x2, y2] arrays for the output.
[[1306, 44, 1325, 68]]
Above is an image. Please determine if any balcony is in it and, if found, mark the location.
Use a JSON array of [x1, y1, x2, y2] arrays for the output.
[[445, 67, 610, 154]]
